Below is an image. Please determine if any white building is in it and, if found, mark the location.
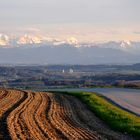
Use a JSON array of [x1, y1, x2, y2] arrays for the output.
[[69, 68, 74, 73], [62, 69, 65, 73]]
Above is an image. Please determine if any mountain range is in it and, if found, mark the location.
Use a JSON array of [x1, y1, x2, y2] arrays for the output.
[[0, 34, 140, 64]]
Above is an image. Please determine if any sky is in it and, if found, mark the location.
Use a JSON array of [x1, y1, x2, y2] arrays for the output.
[[0, 0, 140, 42]]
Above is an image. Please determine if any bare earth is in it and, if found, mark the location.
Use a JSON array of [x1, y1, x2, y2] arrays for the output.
[[0, 89, 137, 140]]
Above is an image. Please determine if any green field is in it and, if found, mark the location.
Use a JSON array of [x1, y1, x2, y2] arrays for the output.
[[52, 91, 140, 138]]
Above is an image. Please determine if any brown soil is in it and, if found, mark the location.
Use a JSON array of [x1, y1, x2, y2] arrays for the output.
[[0, 89, 137, 140]]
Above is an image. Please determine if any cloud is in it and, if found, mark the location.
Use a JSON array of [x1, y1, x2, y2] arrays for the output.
[[25, 28, 41, 33], [16, 27, 41, 35], [133, 31, 140, 34]]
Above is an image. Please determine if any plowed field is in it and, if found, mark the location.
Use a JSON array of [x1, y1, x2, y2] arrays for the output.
[[0, 89, 135, 140]]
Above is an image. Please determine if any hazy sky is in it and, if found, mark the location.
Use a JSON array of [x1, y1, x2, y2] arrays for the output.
[[0, 0, 140, 42]]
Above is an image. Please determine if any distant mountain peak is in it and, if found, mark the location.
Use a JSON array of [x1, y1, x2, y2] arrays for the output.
[[120, 40, 131, 49], [0, 35, 139, 64], [17, 34, 42, 45], [0, 33, 139, 54], [0, 34, 9, 46], [67, 37, 78, 44]]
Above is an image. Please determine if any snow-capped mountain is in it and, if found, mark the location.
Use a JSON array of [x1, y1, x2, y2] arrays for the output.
[[120, 41, 131, 49], [0, 33, 139, 51], [0, 34, 79, 48], [96, 40, 140, 54], [17, 35, 42, 45], [0, 33, 139, 64], [0, 34, 10, 46]]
